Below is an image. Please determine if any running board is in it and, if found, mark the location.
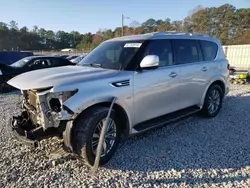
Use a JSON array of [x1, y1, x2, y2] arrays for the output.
[[133, 106, 201, 132]]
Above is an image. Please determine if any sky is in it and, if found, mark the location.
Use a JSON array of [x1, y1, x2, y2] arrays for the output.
[[0, 0, 249, 34]]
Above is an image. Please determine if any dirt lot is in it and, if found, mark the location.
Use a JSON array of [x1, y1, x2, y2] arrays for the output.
[[1, 84, 250, 187]]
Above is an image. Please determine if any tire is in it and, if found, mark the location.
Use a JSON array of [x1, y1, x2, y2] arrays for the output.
[[201, 84, 223, 118], [70, 106, 121, 166]]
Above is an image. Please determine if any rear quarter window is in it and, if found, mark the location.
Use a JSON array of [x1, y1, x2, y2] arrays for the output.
[[200, 40, 218, 61], [173, 39, 202, 64]]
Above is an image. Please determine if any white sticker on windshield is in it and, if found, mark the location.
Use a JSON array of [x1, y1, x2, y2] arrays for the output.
[[124, 43, 142, 48]]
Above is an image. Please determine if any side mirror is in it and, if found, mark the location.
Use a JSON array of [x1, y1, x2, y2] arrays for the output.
[[140, 55, 159, 69]]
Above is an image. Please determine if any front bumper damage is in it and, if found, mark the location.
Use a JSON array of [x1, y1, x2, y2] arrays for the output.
[[8, 88, 77, 147], [9, 111, 66, 148]]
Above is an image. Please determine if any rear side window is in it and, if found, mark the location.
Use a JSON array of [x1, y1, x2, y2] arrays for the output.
[[50, 58, 70, 66], [200, 40, 218, 61], [173, 39, 202, 64]]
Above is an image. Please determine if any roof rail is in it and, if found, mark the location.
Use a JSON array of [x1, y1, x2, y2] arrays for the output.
[[152, 31, 210, 37]]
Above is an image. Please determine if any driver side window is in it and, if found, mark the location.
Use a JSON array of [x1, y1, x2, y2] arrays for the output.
[[29, 59, 49, 69], [29, 59, 41, 68], [143, 39, 173, 67]]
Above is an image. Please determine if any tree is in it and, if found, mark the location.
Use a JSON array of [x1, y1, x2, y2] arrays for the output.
[[102, 29, 113, 40], [9, 20, 18, 30], [0, 4, 249, 51], [114, 27, 122, 37], [172, 20, 183, 31], [233, 28, 250, 44], [129, 20, 141, 29], [20, 26, 28, 32], [0, 22, 7, 28], [92, 32, 103, 44], [32, 25, 39, 33], [141, 18, 157, 32]]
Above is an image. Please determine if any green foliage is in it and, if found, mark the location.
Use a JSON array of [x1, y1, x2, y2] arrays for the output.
[[0, 4, 249, 52]]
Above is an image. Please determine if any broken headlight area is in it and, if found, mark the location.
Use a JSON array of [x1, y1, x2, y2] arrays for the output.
[[49, 98, 61, 112], [46, 90, 78, 113]]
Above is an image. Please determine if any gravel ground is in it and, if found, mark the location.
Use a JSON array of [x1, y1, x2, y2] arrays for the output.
[[1, 85, 250, 187]]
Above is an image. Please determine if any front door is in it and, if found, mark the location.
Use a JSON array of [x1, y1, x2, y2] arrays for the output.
[[133, 39, 180, 125]]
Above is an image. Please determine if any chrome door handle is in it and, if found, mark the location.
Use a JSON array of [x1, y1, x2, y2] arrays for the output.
[[201, 67, 207, 71], [169, 72, 178, 78]]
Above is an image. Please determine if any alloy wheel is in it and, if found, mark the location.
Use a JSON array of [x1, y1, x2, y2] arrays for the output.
[[91, 118, 117, 157]]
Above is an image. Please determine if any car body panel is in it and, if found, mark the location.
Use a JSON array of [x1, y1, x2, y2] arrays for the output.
[[133, 66, 180, 125], [177, 62, 207, 109]]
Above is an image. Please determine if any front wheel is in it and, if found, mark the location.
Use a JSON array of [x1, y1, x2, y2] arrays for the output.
[[70, 106, 121, 166], [201, 84, 223, 118]]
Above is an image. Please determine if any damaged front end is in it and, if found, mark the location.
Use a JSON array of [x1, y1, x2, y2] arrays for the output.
[[10, 87, 78, 147]]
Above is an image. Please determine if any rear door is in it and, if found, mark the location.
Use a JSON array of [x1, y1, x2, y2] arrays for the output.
[[174, 39, 206, 109], [200, 40, 221, 83]]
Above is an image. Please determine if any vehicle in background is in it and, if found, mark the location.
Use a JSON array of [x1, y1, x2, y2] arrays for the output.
[[8, 32, 230, 167], [59, 55, 70, 59], [61, 48, 74, 52], [70, 55, 86, 64], [0, 51, 34, 65], [66, 55, 79, 61], [0, 56, 74, 92]]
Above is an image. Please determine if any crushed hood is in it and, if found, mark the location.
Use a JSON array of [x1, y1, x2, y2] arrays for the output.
[[7, 65, 119, 90]]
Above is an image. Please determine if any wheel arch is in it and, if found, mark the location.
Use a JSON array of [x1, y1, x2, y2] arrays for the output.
[[200, 78, 226, 106], [75, 102, 130, 137]]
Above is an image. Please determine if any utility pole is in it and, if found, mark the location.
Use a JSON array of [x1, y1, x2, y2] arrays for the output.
[[122, 14, 124, 36], [121, 14, 129, 37]]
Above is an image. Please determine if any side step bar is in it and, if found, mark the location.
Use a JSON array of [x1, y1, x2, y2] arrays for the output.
[[133, 106, 201, 132]]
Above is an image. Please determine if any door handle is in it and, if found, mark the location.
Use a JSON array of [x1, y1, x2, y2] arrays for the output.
[[201, 67, 207, 71], [169, 72, 178, 78]]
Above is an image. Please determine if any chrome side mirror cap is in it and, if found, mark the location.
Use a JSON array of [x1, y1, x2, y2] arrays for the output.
[[140, 55, 159, 69]]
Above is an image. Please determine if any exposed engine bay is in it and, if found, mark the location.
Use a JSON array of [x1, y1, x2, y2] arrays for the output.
[[21, 89, 76, 129]]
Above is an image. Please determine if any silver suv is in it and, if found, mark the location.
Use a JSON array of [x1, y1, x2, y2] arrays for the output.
[[8, 32, 230, 166]]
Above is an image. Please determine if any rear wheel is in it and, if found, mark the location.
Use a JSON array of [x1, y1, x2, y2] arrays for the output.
[[70, 106, 121, 166], [201, 84, 223, 117]]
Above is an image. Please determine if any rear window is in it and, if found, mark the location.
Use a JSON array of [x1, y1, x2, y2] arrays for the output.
[[200, 40, 218, 61]]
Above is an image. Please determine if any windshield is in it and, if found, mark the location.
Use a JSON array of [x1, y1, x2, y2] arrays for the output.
[[78, 40, 144, 70], [11, 57, 31, 68]]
